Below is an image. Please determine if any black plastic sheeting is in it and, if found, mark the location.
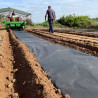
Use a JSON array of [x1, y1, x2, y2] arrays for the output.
[[13, 31, 98, 98]]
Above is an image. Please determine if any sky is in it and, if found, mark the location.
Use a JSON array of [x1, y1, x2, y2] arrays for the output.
[[0, 0, 98, 23]]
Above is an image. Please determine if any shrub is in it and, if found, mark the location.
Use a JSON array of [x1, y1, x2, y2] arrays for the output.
[[92, 18, 98, 21], [58, 16, 66, 25], [26, 18, 32, 25], [90, 20, 98, 29], [30, 23, 37, 27], [29, 20, 65, 28], [58, 15, 92, 28], [54, 22, 65, 28]]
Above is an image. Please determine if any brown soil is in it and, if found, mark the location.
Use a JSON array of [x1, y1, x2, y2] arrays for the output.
[[0, 30, 18, 97], [0, 30, 69, 98], [26, 28, 98, 57]]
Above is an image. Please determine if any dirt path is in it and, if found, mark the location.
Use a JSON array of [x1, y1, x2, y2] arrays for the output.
[[26, 29, 98, 57], [41, 28, 98, 38], [0, 30, 69, 98], [54, 33, 98, 43], [0, 30, 18, 97]]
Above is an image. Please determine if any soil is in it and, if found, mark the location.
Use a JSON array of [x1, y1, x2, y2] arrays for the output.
[[25, 28, 98, 57], [0, 30, 18, 97], [0, 30, 69, 98]]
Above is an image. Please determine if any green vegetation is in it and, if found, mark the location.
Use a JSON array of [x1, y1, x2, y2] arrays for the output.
[[36, 21, 64, 28], [58, 15, 92, 28], [57, 14, 98, 29], [90, 18, 98, 29], [92, 18, 98, 21], [28, 21, 65, 28], [27, 14, 98, 29]]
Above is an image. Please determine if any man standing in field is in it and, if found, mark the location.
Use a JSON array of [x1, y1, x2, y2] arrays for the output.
[[45, 6, 56, 33]]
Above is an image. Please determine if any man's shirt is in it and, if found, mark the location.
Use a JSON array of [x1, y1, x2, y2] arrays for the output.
[[12, 13, 15, 16], [46, 9, 55, 20]]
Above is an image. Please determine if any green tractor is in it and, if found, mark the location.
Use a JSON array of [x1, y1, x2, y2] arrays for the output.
[[0, 7, 31, 30], [4, 17, 27, 30]]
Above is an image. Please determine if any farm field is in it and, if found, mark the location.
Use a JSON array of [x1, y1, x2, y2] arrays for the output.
[[0, 30, 64, 98], [0, 1, 98, 97], [0, 27, 98, 98], [26, 28, 98, 57]]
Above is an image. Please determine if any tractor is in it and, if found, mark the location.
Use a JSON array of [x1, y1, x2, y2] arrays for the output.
[[0, 7, 31, 30], [4, 17, 27, 30]]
